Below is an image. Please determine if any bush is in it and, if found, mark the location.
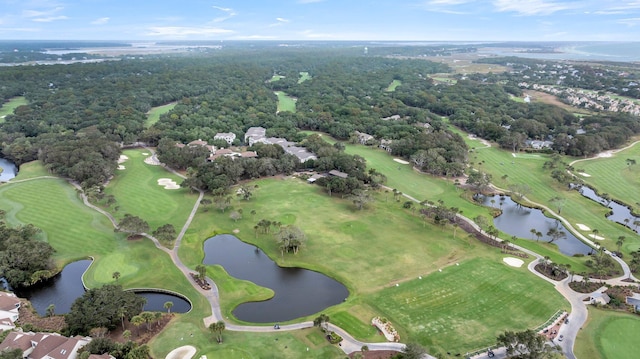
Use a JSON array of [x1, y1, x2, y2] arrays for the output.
[[328, 331, 343, 344]]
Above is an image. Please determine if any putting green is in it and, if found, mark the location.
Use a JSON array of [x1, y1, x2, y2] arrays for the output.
[[575, 308, 640, 359]]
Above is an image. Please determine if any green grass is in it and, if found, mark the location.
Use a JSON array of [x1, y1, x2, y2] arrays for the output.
[[509, 95, 525, 103], [573, 141, 640, 212], [269, 75, 285, 82], [146, 102, 177, 127], [102, 148, 199, 231], [298, 72, 312, 84], [385, 79, 402, 92], [177, 177, 567, 354], [0, 96, 27, 123], [370, 257, 566, 355], [429, 75, 458, 84], [274, 91, 296, 113], [575, 307, 640, 359]]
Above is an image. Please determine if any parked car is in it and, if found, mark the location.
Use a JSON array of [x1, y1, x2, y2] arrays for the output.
[[558, 335, 564, 341]]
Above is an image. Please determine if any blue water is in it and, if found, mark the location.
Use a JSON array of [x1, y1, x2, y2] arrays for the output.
[[0, 158, 17, 181], [483, 42, 640, 63]]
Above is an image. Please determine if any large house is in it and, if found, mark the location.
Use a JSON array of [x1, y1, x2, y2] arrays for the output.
[[0, 332, 91, 359], [0, 292, 21, 331], [244, 127, 268, 146], [243, 127, 317, 163], [214, 132, 236, 145]]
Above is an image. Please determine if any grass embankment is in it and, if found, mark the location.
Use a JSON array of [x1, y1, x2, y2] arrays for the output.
[[274, 91, 296, 113], [145, 102, 177, 127], [179, 177, 567, 355], [0, 96, 28, 123], [575, 307, 640, 359], [298, 71, 312, 84], [102, 148, 198, 232], [573, 141, 640, 215], [385, 80, 402, 92]]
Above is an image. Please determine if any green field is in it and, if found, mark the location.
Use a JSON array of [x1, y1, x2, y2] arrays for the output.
[[386, 79, 402, 92], [573, 141, 640, 213], [178, 176, 567, 354], [146, 102, 177, 127], [274, 91, 297, 113], [0, 96, 28, 123], [102, 148, 198, 232], [575, 308, 640, 359], [298, 71, 312, 84], [269, 74, 285, 82]]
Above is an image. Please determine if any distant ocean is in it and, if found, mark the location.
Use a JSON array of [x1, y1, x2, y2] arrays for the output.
[[482, 42, 640, 63]]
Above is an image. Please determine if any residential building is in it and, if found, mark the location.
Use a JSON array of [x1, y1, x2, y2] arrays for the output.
[[0, 332, 91, 359], [0, 292, 21, 331], [589, 292, 611, 305], [214, 132, 236, 145], [244, 127, 268, 146]]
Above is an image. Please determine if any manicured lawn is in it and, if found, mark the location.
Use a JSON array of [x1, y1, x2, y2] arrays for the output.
[[369, 257, 566, 355], [298, 71, 312, 84], [274, 91, 296, 113], [385, 79, 402, 92], [575, 307, 640, 359], [102, 148, 198, 231], [0, 96, 27, 123], [146, 102, 177, 127], [573, 141, 640, 212], [178, 177, 567, 354]]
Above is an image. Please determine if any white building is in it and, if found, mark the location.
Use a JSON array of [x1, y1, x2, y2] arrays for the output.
[[214, 132, 236, 145]]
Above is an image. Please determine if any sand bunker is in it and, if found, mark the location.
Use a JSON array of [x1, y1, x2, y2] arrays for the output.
[[118, 155, 129, 164], [117, 165, 125, 170], [503, 257, 524, 268], [393, 158, 410, 165], [512, 153, 516, 157], [142, 152, 149, 156], [588, 234, 605, 240], [578, 172, 591, 177], [576, 223, 591, 231], [144, 156, 161, 165], [597, 151, 613, 158], [165, 346, 196, 359], [158, 178, 180, 190]]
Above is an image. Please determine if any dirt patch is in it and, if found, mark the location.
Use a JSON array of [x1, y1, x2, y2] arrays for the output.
[[107, 313, 175, 345], [17, 300, 66, 332], [348, 350, 399, 359]]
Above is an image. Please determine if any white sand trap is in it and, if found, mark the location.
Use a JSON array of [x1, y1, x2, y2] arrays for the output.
[[512, 153, 516, 157], [142, 152, 149, 156], [576, 223, 591, 231], [118, 155, 129, 164], [597, 151, 613, 158], [393, 158, 410, 165], [117, 165, 125, 170], [144, 156, 161, 165], [578, 172, 591, 177], [503, 257, 524, 268], [165, 345, 196, 359], [588, 234, 605, 240], [158, 178, 180, 190]]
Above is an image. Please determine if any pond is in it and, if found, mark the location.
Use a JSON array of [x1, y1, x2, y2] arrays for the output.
[[574, 185, 640, 235], [0, 157, 17, 181], [14, 260, 191, 315], [203, 234, 349, 323], [480, 195, 593, 256]]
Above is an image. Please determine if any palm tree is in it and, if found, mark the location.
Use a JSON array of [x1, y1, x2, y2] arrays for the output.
[[131, 315, 144, 336], [140, 311, 154, 331], [209, 321, 225, 343], [123, 330, 131, 341], [502, 240, 511, 253], [164, 301, 174, 314], [592, 228, 599, 239], [112, 271, 121, 282], [535, 231, 543, 242], [118, 307, 127, 331], [530, 228, 537, 240], [634, 220, 640, 231], [546, 228, 566, 243], [313, 314, 330, 333], [154, 312, 162, 327], [195, 264, 207, 280], [616, 236, 626, 252]]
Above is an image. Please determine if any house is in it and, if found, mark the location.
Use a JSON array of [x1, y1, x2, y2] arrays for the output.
[[354, 131, 374, 145], [240, 151, 258, 158], [214, 132, 236, 145], [307, 173, 326, 183], [0, 292, 21, 331], [187, 139, 208, 147], [379, 139, 393, 153], [328, 170, 348, 179], [381, 114, 402, 121], [0, 332, 91, 359], [626, 293, 640, 311], [525, 140, 553, 150], [244, 127, 268, 146], [590, 292, 611, 305]]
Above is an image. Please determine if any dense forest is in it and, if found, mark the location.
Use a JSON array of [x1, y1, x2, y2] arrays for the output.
[[1, 46, 639, 190]]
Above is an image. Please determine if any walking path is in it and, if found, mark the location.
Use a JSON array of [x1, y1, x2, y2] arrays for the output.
[[6, 155, 637, 358]]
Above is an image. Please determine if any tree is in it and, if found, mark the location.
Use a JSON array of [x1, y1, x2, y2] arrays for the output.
[[616, 236, 626, 252], [229, 211, 242, 222], [209, 321, 225, 343], [351, 190, 373, 210], [195, 264, 207, 280], [0, 348, 23, 359], [549, 196, 567, 214], [126, 344, 150, 359], [65, 284, 146, 335], [530, 228, 537, 240], [140, 312, 154, 331], [214, 196, 232, 213], [112, 271, 121, 282], [627, 158, 637, 170], [123, 330, 132, 341], [200, 198, 212, 211], [130, 315, 144, 336], [401, 343, 427, 359], [238, 185, 253, 201], [508, 183, 531, 201], [467, 171, 492, 194], [152, 224, 177, 243], [276, 225, 306, 255], [116, 214, 149, 239], [164, 301, 174, 314], [546, 228, 566, 243], [535, 231, 543, 242], [313, 313, 330, 333], [497, 329, 560, 359], [46, 304, 55, 317]]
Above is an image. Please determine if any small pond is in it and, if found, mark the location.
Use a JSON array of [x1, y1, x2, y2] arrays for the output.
[[480, 195, 593, 256], [574, 185, 640, 235], [203, 234, 349, 323], [0, 157, 17, 181], [14, 260, 190, 315]]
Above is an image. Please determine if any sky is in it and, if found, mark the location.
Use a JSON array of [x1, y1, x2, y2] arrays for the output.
[[1, 0, 640, 41]]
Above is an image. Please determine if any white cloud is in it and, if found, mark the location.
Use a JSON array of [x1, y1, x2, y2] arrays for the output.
[[32, 16, 68, 22], [492, 0, 575, 15], [428, 0, 474, 4], [269, 17, 290, 27], [418, 0, 473, 14], [618, 17, 640, 26], [91, 17, 110, 25], [300, 29, 340, 39], [23, 6, 67, 22], [146, 26, 233, 37], [212, 5, 237, 22], [298, 0, 325, 3]]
